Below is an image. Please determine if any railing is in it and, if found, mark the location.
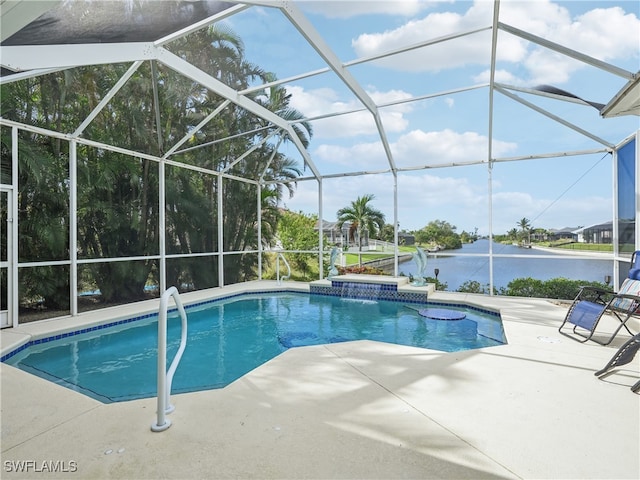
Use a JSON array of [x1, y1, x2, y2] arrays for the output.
[[151, 286, 188, 432], [276, 253, 291, 285]]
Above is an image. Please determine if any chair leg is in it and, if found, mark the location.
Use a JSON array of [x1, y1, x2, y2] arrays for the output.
[[559, 326, 591, 342], [594, 334, 640, 390], [597, 314, 638, 346], [559, 299, 608, 343]]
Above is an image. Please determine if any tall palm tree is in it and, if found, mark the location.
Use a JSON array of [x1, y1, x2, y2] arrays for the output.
[[336, 194, 385, 266], [164, 26, 308, 285], [518, 217, 532, 244]]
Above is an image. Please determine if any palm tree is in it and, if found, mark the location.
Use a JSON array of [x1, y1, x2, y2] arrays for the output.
[[517, 217, 532, 245], [3, 23, 310, 305], [164, 26, 308, 286], [336, 194, 385, 266]]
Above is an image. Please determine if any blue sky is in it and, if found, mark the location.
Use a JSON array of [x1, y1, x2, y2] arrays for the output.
[[225, 1, 639, 235]]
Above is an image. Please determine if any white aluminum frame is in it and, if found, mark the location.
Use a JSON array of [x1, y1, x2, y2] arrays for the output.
[[0, 0, 638, 323]]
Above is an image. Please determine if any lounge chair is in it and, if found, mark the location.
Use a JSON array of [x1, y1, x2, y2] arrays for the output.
[[594, 333, 640, 393], [558, 261, 640, 345], [628, 250, 640, 280]]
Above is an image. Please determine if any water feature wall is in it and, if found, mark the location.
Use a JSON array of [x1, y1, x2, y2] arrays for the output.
[[339, 281, 384, 300], [308, 276, 502, 333], [309, 275, 430, 304]]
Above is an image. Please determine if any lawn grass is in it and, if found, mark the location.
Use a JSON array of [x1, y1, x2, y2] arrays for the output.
[[344, 245, 416, 265], [545, 242, 613, 252]]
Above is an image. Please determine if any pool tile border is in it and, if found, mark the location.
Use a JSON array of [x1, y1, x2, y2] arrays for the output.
[[310, 283, 500, 317], [1, 288, 501, 363], [1, 289, 297, 362]]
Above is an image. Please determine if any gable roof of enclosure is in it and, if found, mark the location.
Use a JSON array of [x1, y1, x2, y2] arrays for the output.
[[0, 0, 638, 187]]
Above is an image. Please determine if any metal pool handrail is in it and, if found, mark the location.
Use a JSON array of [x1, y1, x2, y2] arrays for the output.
[[151, 286, 188, 432], [276, 253, 291, 285]]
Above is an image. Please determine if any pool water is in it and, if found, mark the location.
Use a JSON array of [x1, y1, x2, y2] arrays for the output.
[[4, 292, 506, 402]]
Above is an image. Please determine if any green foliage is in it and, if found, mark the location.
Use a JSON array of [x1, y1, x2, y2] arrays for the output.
[[501, 277, 545, 297], [415, 219, 462, 250], [261, 252, 319, 282], [457, 280, 497, 295], [501, 277, 609, 300], [379, 223, 395, 243], [336, 194, 385, 265], [424, 275, 448, 292], [459, 230, 478, 244], [552, 242, 613, 252], [278, 211, 319, 277], [338, 265, 386, 275], [19, 266, 70, 311], [278, 211, 318, 249], [517, 217, 532, 242], [4, 25, 309, 312]]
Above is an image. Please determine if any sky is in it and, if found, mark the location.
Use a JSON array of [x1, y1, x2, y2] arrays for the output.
[[224, 0, 639, 235]]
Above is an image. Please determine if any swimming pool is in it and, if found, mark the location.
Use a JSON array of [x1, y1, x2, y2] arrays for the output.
[[3, 292, 506, 403]]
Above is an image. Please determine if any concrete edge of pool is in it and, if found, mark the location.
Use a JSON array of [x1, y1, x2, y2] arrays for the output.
[[1, 279, 501, 361], [1, 280, 639, 479], [1, 281, 313, 358]]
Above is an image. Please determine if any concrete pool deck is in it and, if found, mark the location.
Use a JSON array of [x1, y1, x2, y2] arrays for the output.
[[1, 281, 639, 479]]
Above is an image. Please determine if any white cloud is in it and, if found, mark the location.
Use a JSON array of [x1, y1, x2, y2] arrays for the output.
[[284, 167, 611, 234], [297, 0, 443, 19], [393, 129, 517, 166], [349, 0, 639, 85], [502, 3, 639, 62], [473, 68, 522, 85], [367, 88, 415, 110], [313, 142, 386, 168], [284, 170, 484, 231], [309, 128, 517, 171], [490, 191, 611, 235], [266, 1, 627, 234], [512, 4, 640, 85], [352, 12, 493, 72], [287, 85, 413, 138], [398, 173, 479, 208]]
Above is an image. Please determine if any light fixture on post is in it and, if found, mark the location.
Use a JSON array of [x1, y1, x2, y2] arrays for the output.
[[434, 268, 440, 290]]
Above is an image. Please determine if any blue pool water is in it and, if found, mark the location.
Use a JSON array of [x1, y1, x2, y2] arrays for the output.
[[4, 292, 506, 403]]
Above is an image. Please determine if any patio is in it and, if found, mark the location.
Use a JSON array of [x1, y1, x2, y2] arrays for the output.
[[1, 283, 638, 479]]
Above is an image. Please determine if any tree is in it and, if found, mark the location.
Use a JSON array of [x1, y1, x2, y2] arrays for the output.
[[1, 74, 76, 309], [336, 194, 385, 266], [517, 217, 532, 244], [277, 211, 319, 279], [2, 24, 310, 311], [415, 220, 462, 250], [164, 27, 310, 287], [460, 230, 474, 244], [457, 280, 497, 295], [379, 223, 396, 243]]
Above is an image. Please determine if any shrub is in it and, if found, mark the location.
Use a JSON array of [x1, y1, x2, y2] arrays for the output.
[[424, 275, 448, 291], [457, 280, 497, 295], [503, 277, 545, 297], [502, 277, 610, 300], [337, 265, 387, 275]]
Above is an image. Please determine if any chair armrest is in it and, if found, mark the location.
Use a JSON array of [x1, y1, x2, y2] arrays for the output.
[[608, 293, 640, 314], [578, 285, 610, 294], [576, 285, 613, 304]]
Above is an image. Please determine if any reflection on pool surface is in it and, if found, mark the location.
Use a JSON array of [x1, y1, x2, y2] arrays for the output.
[[4, 292, 506, 403]]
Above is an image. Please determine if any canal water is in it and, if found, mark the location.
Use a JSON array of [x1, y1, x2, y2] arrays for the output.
[[396, 239, 613, 292]]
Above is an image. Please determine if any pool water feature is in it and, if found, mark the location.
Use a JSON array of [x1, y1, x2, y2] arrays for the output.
[[3, 292, 506, 403]]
